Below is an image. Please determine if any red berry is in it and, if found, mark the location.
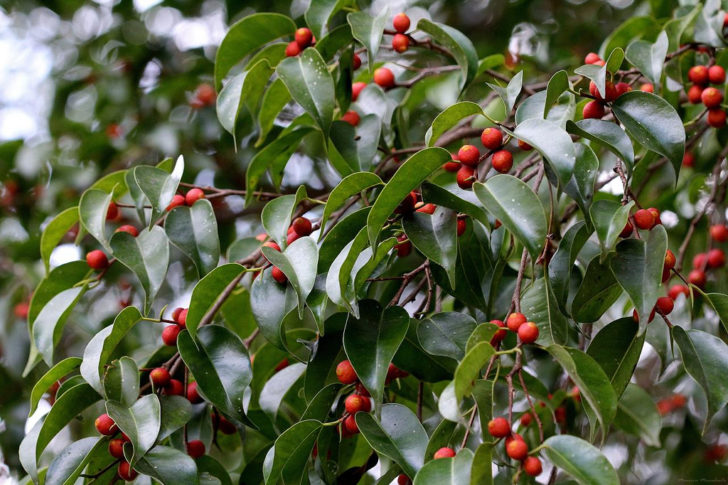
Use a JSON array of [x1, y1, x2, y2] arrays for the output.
[[162, 324, 181, 346], [118, 461, 138, 481], [393, 13, 410, 33], [352, 82, 366, 101], [392, 34, 409, 53], [702, 87, 723, 108], [457, 218, 467, 236], [216, 415, 236, 434], [490, 319, 508, 345], [506, 312, 527, 332], [707, 108, 727, 127], [615, 82, 631, 97], [506, 439, 529, 460], [584, 52, 601, 65], [396, 191, 418, 214], [689, 65, 709, 85], [648, 207, 661, 225], [416, 203, 437, 214], [488, 417, 511, 438], [166, 194, 185, 211], [668, 284, 690, 300], [708, 248, 726, 268], [149, 367, 170, 387], [295, 27, 313, 48], [95, 414, 117, 435], [518, 139, 533, 151], [86, 250, 109, 270], [109, 438, 125, 458], [176, 309, 188, 327], [688, 84, 704, 104], [620, 221, 634, 238], [683, 151, 695, 167], [689, 269, 707, 288], [185, 188, 205, 206], [187, 381, 203, 403], [523, 456, 543, 476], [491, 150, 513, 173], [195, 83, 216, 107], [353, 54, 361, 70], [664, 249, 676, 270], [341, 110, 360, 126], [671, 393, 687, 408], [518, 321, 539, 344], [397, 474, 412, 485], [373, 67, 395, 89], [116, 225, 139, 237], [433, 447, 456, 459], [395, 234, 412, 257], [292, 217, 313, 237], [694, 252, 709, 269], [655, 296, 674, 315], [505, 433, 524, 447], [456, 165, 475, 189], [345, 394, 371, 414], [458, 145, 480, 166], [589, 80, 617, 101], [272, 266, 287, 284], [632, 308, 656, 324], [14, 302, 29, 319], [640, 83, 654, 93], [709, 65, 727, 84], [336, 360, 358, 384], [274, 358, 289, 373], [443, 159, 460, 172], [106, 202, 119, 220], [164, 379, 184, 396], [711, 224, 728, 242], [480, 127, 503, 150], [520, 412, 532, 427], [633, 209, 655, 230], [343, 415, 359, 435], [186, 439, 206, 458], [583, 100, 605, 119], [285, 41, 301, 57]]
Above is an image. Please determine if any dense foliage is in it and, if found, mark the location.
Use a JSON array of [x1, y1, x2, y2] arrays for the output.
[[4, 0, 728, 483]]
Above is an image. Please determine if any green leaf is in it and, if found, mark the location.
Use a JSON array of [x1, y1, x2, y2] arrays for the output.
[[319, 207, 369, 272], [414, 448, 473, 485], [587, 318, 645, 397], [158, 395, 194, 440], [673, 326, 728, 433], [135, 445, 199, 485], [259, 362, 306, 420], [625, 31, 668, 85], [29, 357, 81, 417], [610, 225, 667, 335], [702, 292, 728, 334], [347, 10, 388, 72], [520, 276, 569, 345], [544, 70, 570, 118], [262, 236, 318, 317], [78, 189, 113, 250], [256, 78, 291, 146], [227, 237, 262, 263], [367, 147, 450, 247], [214, 13, 296, 87], [46, 437, 105, 485], [512, 118, 575, 186], [548, 222, 590, 309], [134, 155, 184, 229], [186, 263, 244, 338], [28, 261, 89, 327], [454, 342, 495, 402], [106, 394, 161, 465], [417, 312, 477, 361], [330, 114, 382, 172], [177, 326, 253, 427], [614, 384, 661, 447], [611, 91, 685, 181], [262, 420, 321, 484], [546, 346, 618, 439], [694, 0, 725, 48], [394, 324, 456, 383], [575, 48, 623, 99], [421, 182, 490, 229], [110, 226, 170, 313], [165, 198, 220, 277], [80, 306, 142, 395], [403, 207, 458, 287], [251, 269, 298, 348], [104, 356, 139, 407], [417, 19, 478, 91], [566, 119, 635, 170], [486, 71, 522, 114], [320, 172, 381, 233], [540, 435, 619, 485], [590, 199, 634, 259], [343, 300, 409, 403], [40, 207, 79, 273], [473, 175, 547, 260], [33, 285, 87, 365], [305, 0, 349, 39], [19, 383, 100, 483], [571, 257, 622, 323], [425, 102, 484, 147], [261, 186, 308, 249], [470, 443, 493, 485], [276, 48, 335, 135], [515, 90, 575, 128], [197, 455, 232, 485], [356, 403, 428, 477], [600, 17, 660, 58]]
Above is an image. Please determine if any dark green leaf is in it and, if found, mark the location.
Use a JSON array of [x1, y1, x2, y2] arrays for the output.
[[33, 285, 87, 365], [414, 448, 473, 485], [78, 189, 113, 250], [134, 156, 184, 228], [262, 420, 321, 485], [256, 78, 291, 146], [347, 10, 388, 72], [544, 70, 570, 118], [158, 395, 194, 441], [305, 0, 349, 39], [251, 269, 298, 349], [262, 236, 318, 317], [417, 312, 477, 361], [261, 186, 308, 249], [590, 199, 634, 259], [186, 263, 245, 338], [403, 207, 458, 287], [421, 182, 490, 229], [330, 114, 382, 172], [106, 394, 161, 465], [540, 435, 619, 485], [512, 118, 575, 185], [614, 384, 661, 447], [572, 257, 622, 323], [259, 362, 306, 421], [425, 102, 484, 147], [454, 342, 495, 401], [625, 31, 668, 84], [587, 318, 645, 397], [487, 71, 523, 115], [702, 292, 728, 334], [165, 198, 220, 277], [135, 445, 199, 485], [40, 207, 79, 273], [567, 119, 635, 170], [548, 222, 590, 309], [320, 173, 381, 233], [29, 357, 81, 417], [104, 356, 139, 407], [46, 437, 104, 485], [417, 19, 478, 91], [521, 276, 569, 345]]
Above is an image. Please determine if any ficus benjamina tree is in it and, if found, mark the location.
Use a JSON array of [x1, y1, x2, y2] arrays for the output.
[[8, 1, 728, 484]]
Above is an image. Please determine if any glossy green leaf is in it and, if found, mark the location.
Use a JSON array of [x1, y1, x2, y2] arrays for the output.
[[134, 155, 184, 228], [110, 226, 169, 313], [587, 318, 645, 397], [158, 395, 194, 441], [347, 10, 388, 71], [421, 182, 490, 228], [590, 199, 634, 259], [343, 300, 409, 403], [259, 362, 306, 420], [104, 356, 139, 407], [470, 443, 493, 485], [78, 189, 113, 250], [614, 384, 661, 447], [33, 285, 87, 365], [367, 147, 451, 247], [214, 13, 296, 87], [197, 455, 233, 485], [45, 437, 105, 485], [135, 445, 199, 485], [394, 324, 456, 383], [356, 403, 428, 477], [610, 225, 667, 335], [565, 142, 599, 221], [40, 207, 78, 273], [186, 263, 244, 338], [673, 326, 728, 433], [417, 312, 477, 361], [515, 90, 575, 128], [702, 292, 728, 334], [251, 269, 298, 349], [319, 207, 369, 272], [320, 172, 381, 233], [487, 71, 523, 115], [425, 102, 484, 147], [625, 31, 668, 85], [106, 394, 161, 465], [276, 48, 335, 135], [417, 19, 478, 91], [165, 198, 220, 277], [330, 115, 381, 173], [521, 276, 569, 345], [567, 119, 635, 170], [454, 342, 495, 402], [611, 91, 685, 181], [600, 17, 660, 58], [474, 175, 547, 260], [694, 0, 725, 48], [80, 306, 142, 395], [262, 236, 318, 317], [261, 185, 308, 249], [218, 59, 276, 142], [28, 261, 89, 327], [305, 0, 348, 39], [548, 222, 590, 309], [513, 118, 575, 185], [263, 420, 321, 484], [256, 78, 291, 146], [540, 435, 619, 485], [544, 70, 570, 118], [572, 257, 622, 323], [29, 357, 81, 417], [403, 207, 458, 287]]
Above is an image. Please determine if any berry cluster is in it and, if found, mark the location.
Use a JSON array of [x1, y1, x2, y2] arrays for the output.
[[442, 127, 515, 189], [285, 27, 315, 57], [687, 64, 726, 127], [161, 306, 188, 346], [488, 417, 542, 477], [489, 312, 540, 346], [260, 216, 313, 285]]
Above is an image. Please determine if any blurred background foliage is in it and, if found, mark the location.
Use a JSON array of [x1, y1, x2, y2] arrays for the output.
[[0, 0, 695, 479]]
